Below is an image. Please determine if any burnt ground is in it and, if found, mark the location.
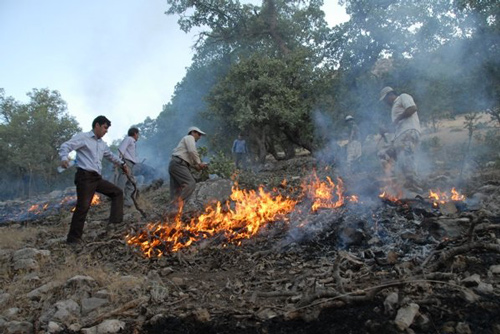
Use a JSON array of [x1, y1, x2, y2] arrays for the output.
[[1, 154, 500, 334]]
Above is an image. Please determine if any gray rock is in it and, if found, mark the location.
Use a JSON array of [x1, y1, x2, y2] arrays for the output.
[[490, 265, 500, 275], [12, 248, 51, 272], [383, 291, 399, 315], [4, 320, 34, 334], [0, 293, 11, 305], [81, 327, 98, 334], [68, 323, 82, 332], [3, 308, 20, 319], [93, 290, 111, 299], [184, 179, 233, 212], [27, 281, 62, 300], [96, 319, 126, 334], [53, 299, 81, 325], [47, 321, 63, 333], [81, 297, 109, 316], [12, 258, 39, 271], [475, 282, 494, 293], [12, 248, 50, 261]]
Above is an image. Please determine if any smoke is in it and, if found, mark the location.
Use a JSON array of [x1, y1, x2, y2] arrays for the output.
[[312, 109, 343, 167]]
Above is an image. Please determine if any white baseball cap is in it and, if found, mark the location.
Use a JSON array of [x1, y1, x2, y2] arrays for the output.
[[187, 126, 206, 135], [345, 115, 354, 121], [379, 86, 394, 101]]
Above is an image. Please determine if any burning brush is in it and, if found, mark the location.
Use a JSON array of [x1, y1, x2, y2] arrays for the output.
[[126, 170, 361, 257], [379, 186, 466, 211], [126, 184, 298, 257]]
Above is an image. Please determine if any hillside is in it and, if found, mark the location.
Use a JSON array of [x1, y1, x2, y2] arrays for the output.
[[0, 115, 499, 334]]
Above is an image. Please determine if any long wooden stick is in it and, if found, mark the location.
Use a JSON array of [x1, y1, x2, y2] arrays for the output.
[[118, 150, 147, 218]]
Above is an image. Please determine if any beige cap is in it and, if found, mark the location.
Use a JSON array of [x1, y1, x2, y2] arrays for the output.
[[187, 126, 206, 135], [379, 86, 394, 101]]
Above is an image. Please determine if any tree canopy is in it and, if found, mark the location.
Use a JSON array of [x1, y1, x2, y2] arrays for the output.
[[2, 0, 499, 199], [0, 88, 80, 199]]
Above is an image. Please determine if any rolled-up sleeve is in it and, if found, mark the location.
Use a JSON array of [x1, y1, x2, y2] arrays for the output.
[[185, 136, 202, 165]]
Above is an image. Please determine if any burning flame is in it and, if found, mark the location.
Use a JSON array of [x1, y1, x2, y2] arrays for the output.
[[28, 203, 49, 213], [302, 172, 357, 211], [127, 171, 361, 257], [90, 193, 101, 205], [379, 187, 465, 208], [71, 194, 101, 212], [428, 188, 465, 207], [126, 184, 298, 257], [379, 190, 403, 203]]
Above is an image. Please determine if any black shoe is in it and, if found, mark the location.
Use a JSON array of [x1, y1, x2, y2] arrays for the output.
[[66, 238, 83, 244], [66, 238, 83, 251]]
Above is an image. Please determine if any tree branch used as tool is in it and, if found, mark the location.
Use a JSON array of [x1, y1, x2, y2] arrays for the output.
[[119, 150, 147, 218]]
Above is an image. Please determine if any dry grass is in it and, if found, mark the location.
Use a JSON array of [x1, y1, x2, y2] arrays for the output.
[[0, 226, 39, 249]]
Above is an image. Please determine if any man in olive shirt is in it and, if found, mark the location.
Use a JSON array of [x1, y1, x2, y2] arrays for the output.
[[168, 126, 208, 209]]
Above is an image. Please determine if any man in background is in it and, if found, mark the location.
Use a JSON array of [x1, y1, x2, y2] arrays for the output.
[[379, 86, 423, 193], [59, 115, 128, 245], [232, 133, 248, 169], [116, 127, 139, 207], [344, 115, 362, 172]]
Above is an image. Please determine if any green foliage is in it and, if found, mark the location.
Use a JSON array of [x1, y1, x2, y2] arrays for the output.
[[159, 0, 499, 166], [0, 88, 80, 199], [207, 150, 235, 179], [420, 136, 442, 152], [207, 51, 326, 161], [468, 129, 500, 169]]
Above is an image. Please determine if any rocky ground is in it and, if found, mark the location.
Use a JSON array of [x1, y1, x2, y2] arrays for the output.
[[1, 115, 500, 334]]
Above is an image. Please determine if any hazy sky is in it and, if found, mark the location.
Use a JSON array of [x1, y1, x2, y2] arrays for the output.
[[0, 0, 348, 142]]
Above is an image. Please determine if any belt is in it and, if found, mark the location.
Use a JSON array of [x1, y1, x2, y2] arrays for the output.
[[77, 167, 100, 176], [172, 156, 189, 166]]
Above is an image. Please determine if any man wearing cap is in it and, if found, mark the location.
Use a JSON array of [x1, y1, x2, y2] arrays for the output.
[[345, 115, 362, 171], [168, 126, 208, 209], [379, 86, 422, 192]]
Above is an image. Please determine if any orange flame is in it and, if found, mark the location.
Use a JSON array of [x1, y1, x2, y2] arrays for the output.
[[428, 188, 465, 206], [378, 186, 404, 203], [27, 203, 50, 214], [126, 184, 298, 257], [90, 193, 101, 205], [127, 171, 361, 257], [71, 194, 101, 212], [302, 171, 355, 211]]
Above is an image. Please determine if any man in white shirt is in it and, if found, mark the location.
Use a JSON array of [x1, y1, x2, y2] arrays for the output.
[[379, 86, 423, 192], [59, 116, 128, 244], [168, 126, 208, 211], [116, 127, 139, 207]]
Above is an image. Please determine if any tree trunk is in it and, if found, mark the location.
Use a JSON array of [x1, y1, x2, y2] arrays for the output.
[[263, 0, 290, 55], [283, 128, 315, 153]]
